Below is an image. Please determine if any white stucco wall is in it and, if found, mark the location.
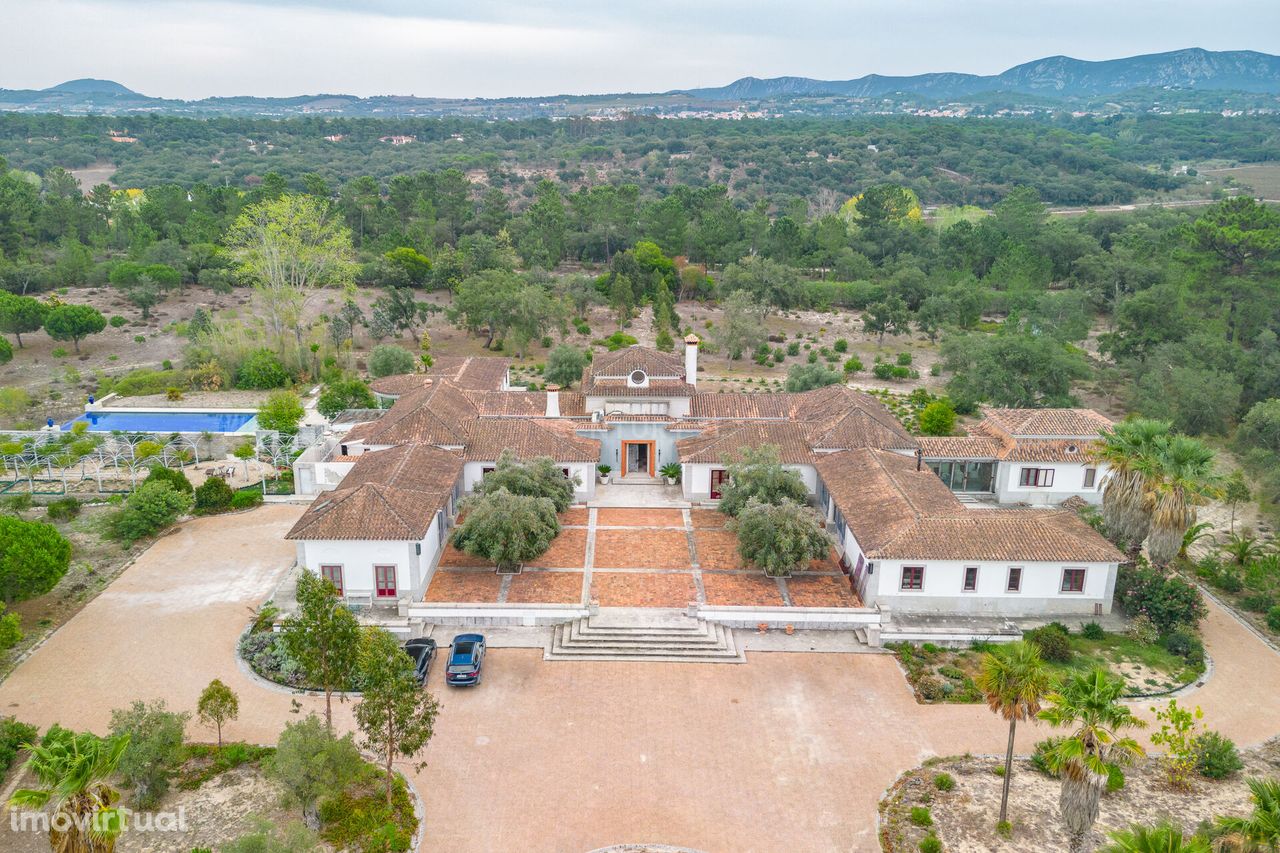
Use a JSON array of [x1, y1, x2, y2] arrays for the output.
[[462, 460, 595, 501], [995, 461, 1107, 506], [297, 513, 450, 601], [682, 463, 816, 500], [864, 558, 1118, 616]]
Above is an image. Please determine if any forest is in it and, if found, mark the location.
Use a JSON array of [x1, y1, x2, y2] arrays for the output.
[[1, 110, 1279, 516], [4, 111, 1280, 208]]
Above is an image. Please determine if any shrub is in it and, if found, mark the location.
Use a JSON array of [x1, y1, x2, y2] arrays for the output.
[[1114, 560, 1207, 633], [1128, 613, 1159, 645], [1080, 621, 1106, 640], [716, 446, 808, 517], [843, 356, 863, 374], [109, 315, 128, 327], [784, 362, 843, 392], [1106, 765, 1126, 793], [1030, 737, 1065, 776], [317, 377, 376, 419], [450, 489, 559, 571], [891, 365, 912, 379], [44, 497, 81, 522], [598, 331, 638, 351], [1213, 570, 1244, 593], [909, 806, 933, 828], [833, 338, 848, 353], [897, 352, 913, 366], [257, 390, 305, 435], [0, 717, 38, 782], [0, 516, 72, 602], [786, 341, 800, 356], [473, 450, 575, 512], [1024, 624, 1072, 663], [933, 772, 955, 791], [368, 344, 416, 378], [918, 835, 942, 853], [1194, 731, 1243, 779], [236, 348, 289, 389], [144, 464, 194, 495], [917, 400, 956, 436], [916, 675, 946, 701], [1240, 593, 1275, 613], [194, 477, 235, 513], [109, 481, 193, 546], [1268, 606, 1280, 633], [110, 699, 189, 808], [1160, 628, 1205, 667], [873, 363, 894, 380], [230, 490, 263, 510]]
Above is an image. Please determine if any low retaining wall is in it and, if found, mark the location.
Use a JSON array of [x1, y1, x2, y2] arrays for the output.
[[693, 604, 883, 633], [405, 602, 587, 627]]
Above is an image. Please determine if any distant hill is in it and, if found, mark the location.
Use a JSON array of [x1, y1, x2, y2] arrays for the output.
[[679, 48, 1280, 100], [2, 48, 1279, 119], [43, 78, 139, 96]]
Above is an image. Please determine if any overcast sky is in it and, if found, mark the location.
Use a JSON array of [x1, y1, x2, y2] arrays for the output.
[[2, 0, 1278, 99]]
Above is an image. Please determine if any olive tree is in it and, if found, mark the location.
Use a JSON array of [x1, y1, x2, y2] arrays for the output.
[[716, 445, 808, 517], [734, 499, 830, 577], [450, 488, 559, 572]]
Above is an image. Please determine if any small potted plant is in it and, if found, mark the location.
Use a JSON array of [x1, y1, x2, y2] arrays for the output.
[[597, 464, 612, 484], [659, 462, 682, 486]]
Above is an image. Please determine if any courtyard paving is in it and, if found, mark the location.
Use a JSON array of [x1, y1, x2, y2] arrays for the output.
[[3, 506, 1279, 852], [425, 505, 859, 609]]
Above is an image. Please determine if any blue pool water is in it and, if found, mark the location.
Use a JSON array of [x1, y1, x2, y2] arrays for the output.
[[63, 411, 259, 434]]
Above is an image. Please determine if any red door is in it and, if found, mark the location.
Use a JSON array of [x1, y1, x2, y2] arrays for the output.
[[710, 468, 728, 499], [374, 565, 397, 598]]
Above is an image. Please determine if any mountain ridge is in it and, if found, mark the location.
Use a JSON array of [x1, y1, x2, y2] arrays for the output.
[[4, 48, 1279, 118]]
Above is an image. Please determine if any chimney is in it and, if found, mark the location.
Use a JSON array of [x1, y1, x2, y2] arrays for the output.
[[915, 447, 923, 471], [684, 334, 700, 388], [545, 384, 561, 418]]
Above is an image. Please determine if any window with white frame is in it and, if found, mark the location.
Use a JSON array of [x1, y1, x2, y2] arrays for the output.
[[962, 565, 979, 592]]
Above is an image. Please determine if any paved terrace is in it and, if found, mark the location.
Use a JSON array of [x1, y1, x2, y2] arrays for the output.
[[426, 506, 860, 609]]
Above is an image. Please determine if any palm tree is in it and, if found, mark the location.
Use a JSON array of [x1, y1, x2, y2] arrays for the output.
[[975, 640, 1053, 825], [1147, 434, 1220, 566], [1100, 821, 1211, 852], [1215, 778, 1280, 851], [1092, 419, 1169, 549], [8, 725, 130, 853], [1039, 668, 1147, 853]]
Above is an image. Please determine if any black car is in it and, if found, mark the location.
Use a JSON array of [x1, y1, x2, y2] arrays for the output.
[[402, 638, 438, 685], [445, 633, 486, 686]]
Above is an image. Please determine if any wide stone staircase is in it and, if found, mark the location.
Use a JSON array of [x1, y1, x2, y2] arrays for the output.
[[545, 608, 744, 663]]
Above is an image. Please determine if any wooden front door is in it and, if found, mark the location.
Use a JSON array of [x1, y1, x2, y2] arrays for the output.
[[710, 468, 728, 499], [622, 441, 655, 477]]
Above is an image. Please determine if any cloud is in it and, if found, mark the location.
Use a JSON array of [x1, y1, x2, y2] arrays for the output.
[[1, 0, 1277, 99]]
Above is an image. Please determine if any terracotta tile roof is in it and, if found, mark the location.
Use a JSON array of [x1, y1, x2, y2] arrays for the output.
[[468, 391, 548, 417], [286, 444, 464, 541], [585, 378, 697, 397], [814, 448, 1122, 563], [999, 438, 1100, 463], [677, 422, 817, 464], [815, 449, 965, 554], [805, 407, 918, 451], [589, 346, 685, 377], [918, 436, 1003, 459], [460, 419, 601, 463], [347, 380, 478, 446], [427, 356, 511, 391], [286, 482, 443, 541], [979, 407, 1113, 439], [336, 444, 465, 494], [369, 373, 433, 396], [868, 511, 1125, 562], [688, 392, 800, 419]]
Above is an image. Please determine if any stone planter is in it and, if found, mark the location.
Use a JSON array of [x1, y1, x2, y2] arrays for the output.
[[665, 477, 678, 486]]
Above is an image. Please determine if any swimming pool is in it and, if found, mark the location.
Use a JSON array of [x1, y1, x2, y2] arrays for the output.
[[62, 410, 259, 434]]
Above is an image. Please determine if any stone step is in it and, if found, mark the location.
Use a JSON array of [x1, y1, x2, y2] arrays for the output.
[[545, 617, 744, 663]]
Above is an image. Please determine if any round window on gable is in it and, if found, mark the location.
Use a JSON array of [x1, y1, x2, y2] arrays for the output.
[[1066, 444, 1078, 454], [629, 369, 647, 386]]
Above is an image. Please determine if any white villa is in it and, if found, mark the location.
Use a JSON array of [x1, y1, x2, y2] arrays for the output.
[[287, 338, 1123, 618]]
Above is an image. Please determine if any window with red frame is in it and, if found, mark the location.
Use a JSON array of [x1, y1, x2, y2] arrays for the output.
[[1019, 467, 1055, 487], [962, 566, 979, 592], [375, 565, 397, 598], [1061, 567, 1086, 593], [710, 468, 728, 499], [1007, 566, 1023, 592], [900, 566, 924, 590], [320, 565, 343, 596]]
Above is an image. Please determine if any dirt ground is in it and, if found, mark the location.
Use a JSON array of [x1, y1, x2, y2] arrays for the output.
[[880, 740, 1280, 853], [1, 280, 945, 429]]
